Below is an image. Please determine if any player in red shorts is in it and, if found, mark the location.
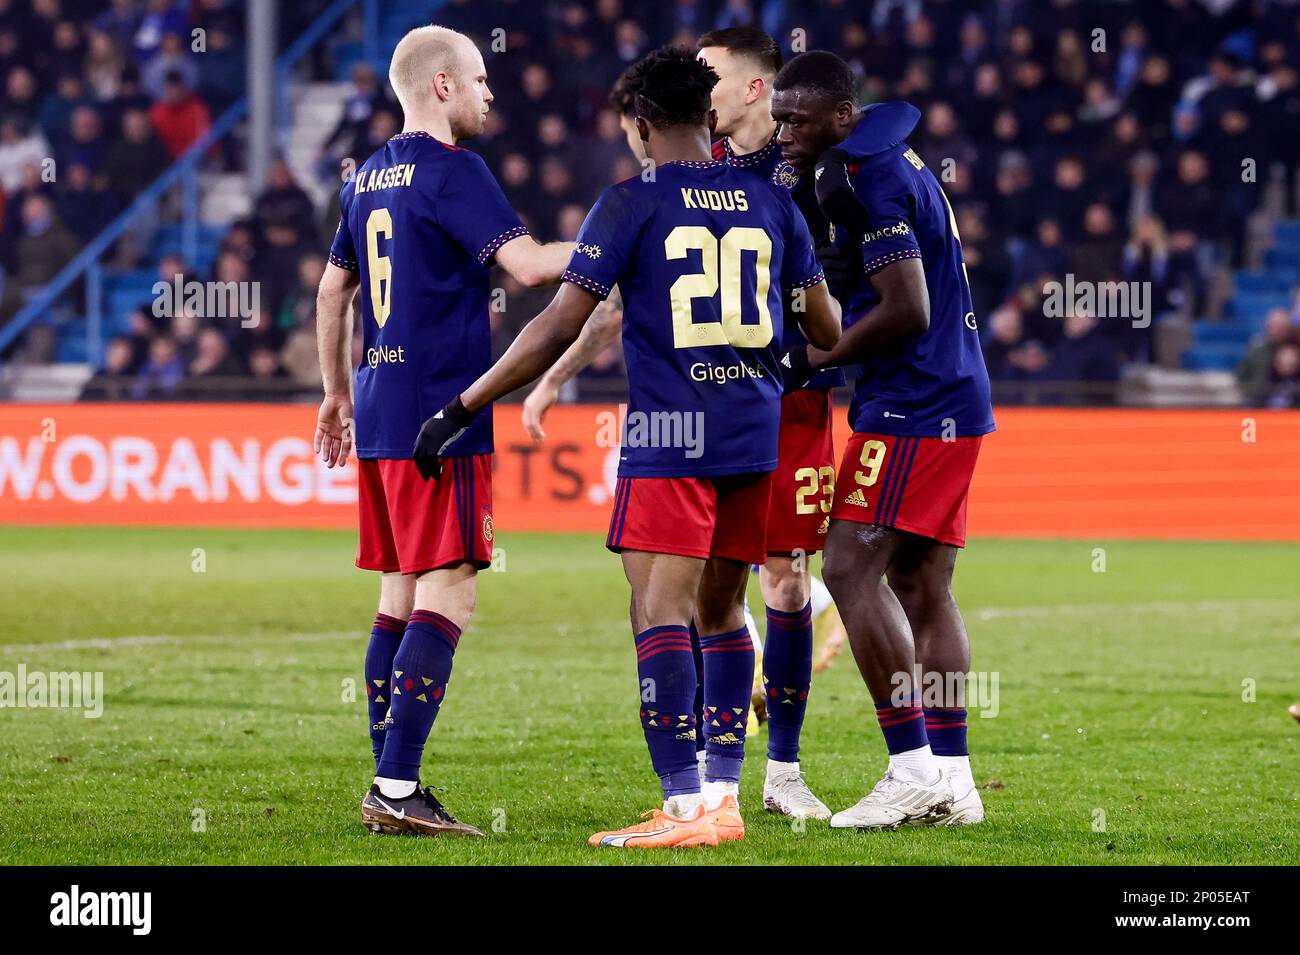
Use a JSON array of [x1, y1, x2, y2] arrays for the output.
[[772, 52, 995, 829], [312, 26, 571, 837], [414, 48, 840, 846]]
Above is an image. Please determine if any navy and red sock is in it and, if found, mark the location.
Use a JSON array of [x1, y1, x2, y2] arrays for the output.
[[874, 694, 929, 755], [364, 613, 405, 767], [375, 610, 461, 781], [924, 707, 968, 756], [700, 625, 754, 784], [635, 625, 700, 797], [689, 621, 706, 756], [763, 602, 813, 763]]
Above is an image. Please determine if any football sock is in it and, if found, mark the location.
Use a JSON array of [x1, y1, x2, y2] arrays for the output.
[[924, 706, 968, 756], [700, 625, 754, 784], [375, 610, 460, 781], [664, 793, 703, 818], [373, 776, 418, 799], [365, 613, 405, 767], [702, 779, 738, 810], [926, 706, 972, 790], [688, 621, 706, 755], [767, 758, 801, 780], [763, 602, 813, 762], [875, 696, 940, 783], [635, 625, 701, 799]]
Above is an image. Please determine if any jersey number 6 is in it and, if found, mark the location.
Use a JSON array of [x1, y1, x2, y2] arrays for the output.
[[365, 208, 393, 328], [664, 225, 773, 349]]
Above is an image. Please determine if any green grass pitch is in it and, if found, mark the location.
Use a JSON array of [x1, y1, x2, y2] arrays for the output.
[[0, 526, 1296, 865]]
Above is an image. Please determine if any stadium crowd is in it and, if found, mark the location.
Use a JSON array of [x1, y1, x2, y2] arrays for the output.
[[0, 1, 1298, 405]]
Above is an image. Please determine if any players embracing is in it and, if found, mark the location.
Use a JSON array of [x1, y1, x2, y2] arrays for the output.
[[413, 47, 841, 847]]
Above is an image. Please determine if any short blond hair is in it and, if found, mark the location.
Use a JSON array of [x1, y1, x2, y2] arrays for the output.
[[388, 26, 473, 113]]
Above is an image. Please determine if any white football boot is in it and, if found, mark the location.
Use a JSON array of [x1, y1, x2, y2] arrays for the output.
[[830, 769, 954, 830], [914, 768, 984, 825], [763, 764, 832, 821]]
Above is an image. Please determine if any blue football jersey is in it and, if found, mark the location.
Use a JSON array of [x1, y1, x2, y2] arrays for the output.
[[713, 133, 844, 391], [330, 131, 528, 458], [837, 104, 995, 438], [563, 160, 824, 478]]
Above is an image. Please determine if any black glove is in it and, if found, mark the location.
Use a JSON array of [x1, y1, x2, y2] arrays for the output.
[[412, 397, 475, 481], [778, 343, 814, 394], [814, 147, 872, 236], [815, 237, 857, 302]]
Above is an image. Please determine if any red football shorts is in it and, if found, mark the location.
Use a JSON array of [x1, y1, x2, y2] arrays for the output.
[[356, 456, 493, 575], [606, 471, 772, 564], [766, 388, 836, 555], [829, 433, 982, 548]]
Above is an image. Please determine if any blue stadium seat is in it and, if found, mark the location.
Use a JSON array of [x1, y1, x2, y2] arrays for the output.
[[1191, 320, 1255, 346], [1183, 343, 1244, 371]]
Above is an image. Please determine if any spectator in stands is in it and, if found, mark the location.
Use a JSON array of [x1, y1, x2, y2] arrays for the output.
[[64, 105, 108, 174], [317, 63, 393, 178], [0, 116, 50, 192], [133, 0, 189, 65], [186, 326, 245, 378], [106, 107, 170, 199], [1237, 307, 1299, 405], [3, 66, 41, 129], [129, 334, 184, 399], [80, 335, 139, 401], [84, 29, 127, 101], [195, 24, 243, 114], [1044, 311, 1122, 404], [56, 162, 119, 243], [95, 0, 143, 55], [142, 30, 196, 100], [14, 192, 78, 292], [247, 345, 285, 386], [148, 69, 211, 158], [39, 72, 93, 148], [1263, 343, 1300, 408]]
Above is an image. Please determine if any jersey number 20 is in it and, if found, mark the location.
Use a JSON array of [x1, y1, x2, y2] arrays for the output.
[[665, 226, 772, 349]]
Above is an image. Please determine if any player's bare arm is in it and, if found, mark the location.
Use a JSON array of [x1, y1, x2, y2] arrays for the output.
[[494, 234, 576, 287], [412, 283, 601, 478], [313, 262, 361, 468], [521, 290, 623, 441], [808, 257, 928, 369], [793, 279, 842, 351]]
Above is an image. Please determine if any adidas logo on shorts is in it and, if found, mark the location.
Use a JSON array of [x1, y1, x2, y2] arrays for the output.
[[843, 488, 870, 508]]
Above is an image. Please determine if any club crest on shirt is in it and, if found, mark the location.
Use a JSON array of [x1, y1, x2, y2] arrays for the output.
[[772, 161, 800, 190]]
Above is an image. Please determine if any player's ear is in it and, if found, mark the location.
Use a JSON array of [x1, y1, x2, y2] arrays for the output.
[[707, 108, 718, 136], [835, 98, 856, 128], [635, 116, 650, 144], [432, 69, 453, 102]]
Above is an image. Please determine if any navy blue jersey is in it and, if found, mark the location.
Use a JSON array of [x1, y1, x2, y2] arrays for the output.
[[330, 131, 527, 457], [837, 105, 995, 438], [713, 133, 845, 391], [563, 160, 824, 478]]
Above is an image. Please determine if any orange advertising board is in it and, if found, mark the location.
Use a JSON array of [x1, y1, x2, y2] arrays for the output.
[[0, 403, 1297, 540]]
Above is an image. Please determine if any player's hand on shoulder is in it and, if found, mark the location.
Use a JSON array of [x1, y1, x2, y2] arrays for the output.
[[413, 397, 475, 481], [314, 393, 354, 469], [814, 147, 872, 237]]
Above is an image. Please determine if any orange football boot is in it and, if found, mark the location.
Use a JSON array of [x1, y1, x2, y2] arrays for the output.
[[588, 805, 719, 848], [703, 794, 745, 842]]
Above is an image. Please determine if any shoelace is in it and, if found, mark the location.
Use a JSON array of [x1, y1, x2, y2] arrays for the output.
[[420, 787, 458, 822]]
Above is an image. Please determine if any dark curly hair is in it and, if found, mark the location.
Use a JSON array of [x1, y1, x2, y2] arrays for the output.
[[774, 50, 859, 106], [632, 46, 719, 130]]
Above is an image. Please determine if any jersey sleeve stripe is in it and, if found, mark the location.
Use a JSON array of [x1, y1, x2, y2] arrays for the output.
[[478, 225, 530, 265], [328, 251, 358, 271], [863, 248, 922, 275], [785, 270, 826, 291], [561, 269, 611, 299]]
